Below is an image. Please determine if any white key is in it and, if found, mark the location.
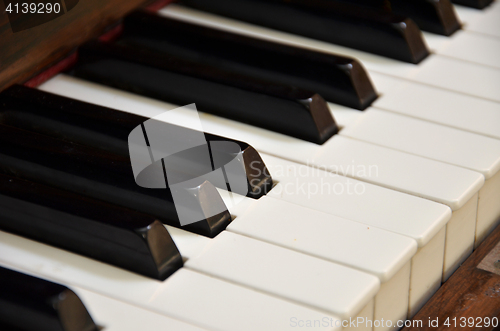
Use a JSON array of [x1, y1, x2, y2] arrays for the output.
[[222, 196, 416, 328], [454, 2, 500, 39], [77, 290, 209, 331], [0, 231, 341, 331], [340, 108, 500, 178], [218, 156, 448, 321], [423, 30, 500, 69], [38, 75, 482, 288], [158, 5, 500, 103], [167, 228, 380, 320], [369, 72, 500, 140]]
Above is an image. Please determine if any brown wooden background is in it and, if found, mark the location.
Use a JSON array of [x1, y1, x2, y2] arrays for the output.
[[0, 0, 156, 91]]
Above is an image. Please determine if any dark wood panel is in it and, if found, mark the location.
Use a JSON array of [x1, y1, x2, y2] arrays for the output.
[[0, 0, 159, 91], [403, 224, 500, 330]]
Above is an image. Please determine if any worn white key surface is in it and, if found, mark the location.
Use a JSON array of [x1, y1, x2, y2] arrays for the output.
[[158, 5, 500, 103], [170, 203, 412, 329], [340, 108, 500, 179], [424, 30, 500, 69], [176, 230, 380, 319], [258, 155, 450, 319], [370, 73, 500, 140], [76, 289, 210, 331], [225, 196, 417, 283], [258, 155, 451, 248], [0, 231, 341, 331], [167, 225, 380, 319]]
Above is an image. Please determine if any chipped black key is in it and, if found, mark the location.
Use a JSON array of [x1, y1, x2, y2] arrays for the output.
[[451, 0, 494, 9], [178, 0, 430, 63], [0, 267, 98, 331], [333, 0, 460, 35], [73, 41, 338, 144], [0, 124, 230, 237], [0, 174, 183, 280], [0, 85, 273, 198], [119, 11, 376, 110]]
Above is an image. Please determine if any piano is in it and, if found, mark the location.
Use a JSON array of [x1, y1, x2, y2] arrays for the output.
[[0, 0, 499, 330]]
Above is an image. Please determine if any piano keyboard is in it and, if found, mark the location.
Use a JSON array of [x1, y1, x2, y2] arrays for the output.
[[0, 0, 499, 330]]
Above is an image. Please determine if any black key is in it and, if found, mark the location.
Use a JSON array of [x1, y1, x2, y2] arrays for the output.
[[120, 11, 377, 110], [0, 124, 230, 237], [178, 0, 430, 63], [451, 0, 494, 9], [332, 0, 460, 36], [0, 174, 183, 280], [0, 267, 98, 331], [0, 85, 273, 198], [73, 41, 339, 145]]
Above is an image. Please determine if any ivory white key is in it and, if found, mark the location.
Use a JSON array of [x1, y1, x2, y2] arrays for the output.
[[259, 154, 450, 318], [330, 73, 500, 142], [330, 82, 500, 249], [423, 30, 500, 69], [0, 231, 341, 331], [369, 72, 500, 140], [220, 196, 417, 329], [184, 162, 444, 322], [77, 289, 210, 331], [340, 108, 500, 178], [454, 2, 500, 39], [38, 75, 484, 287], [166, 227, 380, 323], [158, 5, 500, 103], [169, 199, 416, 329], [0, 265, 209, 331], [340, 108, 500, 250]]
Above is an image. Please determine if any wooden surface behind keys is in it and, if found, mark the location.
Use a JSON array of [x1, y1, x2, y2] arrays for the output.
[[403, 224, 500, 331], [0, 0, 172, 91]]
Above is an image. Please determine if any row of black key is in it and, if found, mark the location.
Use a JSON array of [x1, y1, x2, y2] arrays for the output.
[[0, 85, 273, 199], [0, 85, 274, 282], [177, 0, 430, 63]]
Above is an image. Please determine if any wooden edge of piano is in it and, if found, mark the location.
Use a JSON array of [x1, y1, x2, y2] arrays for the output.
[[0, 0, 175, 92]]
